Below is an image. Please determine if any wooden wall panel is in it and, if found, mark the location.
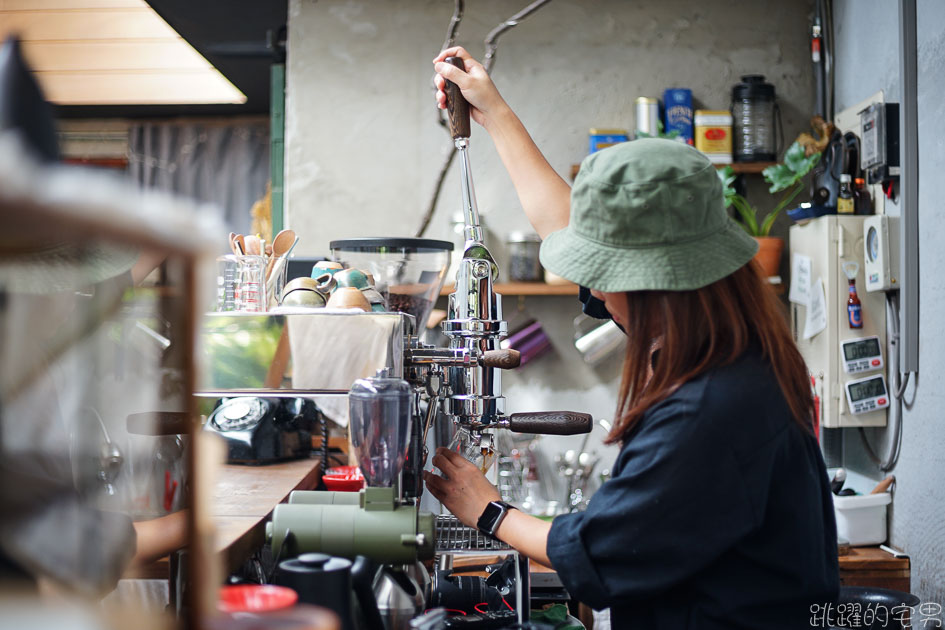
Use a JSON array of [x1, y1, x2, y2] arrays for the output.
[[0, 0, 142, 9], [21, 40, 210, 71], [0, 9, 178, 41], [38, 69, 245, 104], [0, 0, 245, 104]]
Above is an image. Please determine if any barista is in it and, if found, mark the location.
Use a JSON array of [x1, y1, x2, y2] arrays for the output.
[[423, 47, 839, 629]]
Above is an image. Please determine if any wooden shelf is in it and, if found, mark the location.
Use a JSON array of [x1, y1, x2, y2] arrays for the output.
[[717, 162, 777, 174], [440, 281, 579, 297]]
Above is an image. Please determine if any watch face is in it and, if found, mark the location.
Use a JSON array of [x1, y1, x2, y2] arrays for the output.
[[477, 501, 509, 535]]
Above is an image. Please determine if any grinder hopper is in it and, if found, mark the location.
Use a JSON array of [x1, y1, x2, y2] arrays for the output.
[[348, 369, 412, 487], [330, 238, 452, 330]]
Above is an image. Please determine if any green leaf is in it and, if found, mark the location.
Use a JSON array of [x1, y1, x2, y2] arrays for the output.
[[634, 119, 682, 141], [759, 181, 804, 236], [782, 141, 810, 173], [762, 162, 796, 193], [717, 165, 738, 207], [764, 142, 821, 193], [730, 194, 759, 236], [759, 210, 780, 237]]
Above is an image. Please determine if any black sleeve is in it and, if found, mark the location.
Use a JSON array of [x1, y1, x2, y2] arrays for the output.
[[544, 386, 757, 609], [578, 286, 612, 321]]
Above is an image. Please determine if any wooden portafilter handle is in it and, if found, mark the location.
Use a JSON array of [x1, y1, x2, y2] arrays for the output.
[[481, 349, 522, 370], [508, 411, 593, 435], [127, 412, 191, 435], [443, 56, 471, 139]]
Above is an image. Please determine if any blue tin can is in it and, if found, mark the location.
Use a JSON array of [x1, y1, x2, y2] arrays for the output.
[[663, 88, 693, 144], [588, 128, 629, 154]]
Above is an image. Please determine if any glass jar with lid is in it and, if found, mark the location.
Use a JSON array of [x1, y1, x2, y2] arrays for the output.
[[731, 74, 781, 162], [507, 231, 542, 282]]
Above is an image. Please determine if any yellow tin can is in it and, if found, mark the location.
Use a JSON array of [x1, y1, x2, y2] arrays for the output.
[[694, 110, 733, 164]]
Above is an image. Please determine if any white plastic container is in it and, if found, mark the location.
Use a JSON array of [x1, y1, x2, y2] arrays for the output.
[[833, 492, 891, 546]]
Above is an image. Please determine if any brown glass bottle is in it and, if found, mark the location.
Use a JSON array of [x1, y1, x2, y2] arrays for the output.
[[854, 177, 872, 215]]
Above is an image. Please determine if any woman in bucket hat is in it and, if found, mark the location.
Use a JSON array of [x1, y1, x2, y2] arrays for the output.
[[423, 47, 838, 629]]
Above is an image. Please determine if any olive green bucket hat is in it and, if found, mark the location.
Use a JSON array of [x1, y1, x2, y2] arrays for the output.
[[539, 137, 759, 292]]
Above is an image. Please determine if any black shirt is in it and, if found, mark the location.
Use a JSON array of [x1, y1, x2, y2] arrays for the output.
[[546, 350, 839, 629]]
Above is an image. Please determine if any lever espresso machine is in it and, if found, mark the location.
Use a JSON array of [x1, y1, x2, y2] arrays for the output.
[[266, 56, 593, 629], [412, 56, 593, 453]]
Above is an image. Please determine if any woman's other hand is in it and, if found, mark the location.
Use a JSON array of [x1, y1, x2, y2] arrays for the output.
[[423, 446, 500, 527], [433, 47, 509, 129]]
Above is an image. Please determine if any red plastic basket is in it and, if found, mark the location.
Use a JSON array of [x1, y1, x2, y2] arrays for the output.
[[322, 465, 365, 492]]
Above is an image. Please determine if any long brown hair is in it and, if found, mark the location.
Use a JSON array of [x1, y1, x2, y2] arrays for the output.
[[608, 260, 814, 445]]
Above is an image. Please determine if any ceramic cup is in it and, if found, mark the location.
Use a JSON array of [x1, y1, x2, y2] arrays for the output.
[[326, 286, 370, 311]]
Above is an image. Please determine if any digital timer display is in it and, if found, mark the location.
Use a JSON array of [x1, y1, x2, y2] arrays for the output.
[[848, 377, 887, 402], [841, 336, 884, 375], [845, 373, 890, 415], [843, 337, 881, 361]]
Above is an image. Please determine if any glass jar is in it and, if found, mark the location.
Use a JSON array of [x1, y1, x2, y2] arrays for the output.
[[215, 254, 268, 312], [731, 75, 778, 162], [507, 231, 542, 282]]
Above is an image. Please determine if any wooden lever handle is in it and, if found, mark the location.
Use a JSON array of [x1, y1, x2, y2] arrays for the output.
[[508, 411, 593, 435], [443, 56, 471, 139], [481, 349, 521, 370]]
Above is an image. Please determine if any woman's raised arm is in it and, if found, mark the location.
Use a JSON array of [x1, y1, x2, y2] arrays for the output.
[[433, 47, 571, 239]]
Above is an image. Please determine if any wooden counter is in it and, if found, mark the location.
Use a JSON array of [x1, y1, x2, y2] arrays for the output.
[[838, 546, 910, 592], [126, 457, 322, 580], [213, 457, 322, 573]]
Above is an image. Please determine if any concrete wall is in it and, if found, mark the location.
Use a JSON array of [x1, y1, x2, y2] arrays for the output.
[[832, 0, 945, 604], [284, 0, 815, 491], [285, 0, 815, 256]]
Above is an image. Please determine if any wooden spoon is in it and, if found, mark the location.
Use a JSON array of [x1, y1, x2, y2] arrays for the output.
[[235, 234, 247, 255], [228, 232, 240, 255], [272, 229, 296, 257], [266, 229, 297, 281]]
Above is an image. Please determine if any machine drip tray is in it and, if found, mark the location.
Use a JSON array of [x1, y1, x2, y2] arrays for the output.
[[435, 515, 512, 552]]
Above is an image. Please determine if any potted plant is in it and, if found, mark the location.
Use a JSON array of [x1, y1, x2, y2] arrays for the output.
[[719, 141, 821, 277]]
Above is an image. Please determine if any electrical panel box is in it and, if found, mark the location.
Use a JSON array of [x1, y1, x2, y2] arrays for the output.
[[835, 91, 889, 216], [859, 102, 900, 185], [864, 215, 900, 292], [790, 216, 887, 428]]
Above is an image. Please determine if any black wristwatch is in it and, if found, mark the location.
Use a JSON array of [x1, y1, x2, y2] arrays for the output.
[[477, 501, 516, 540]]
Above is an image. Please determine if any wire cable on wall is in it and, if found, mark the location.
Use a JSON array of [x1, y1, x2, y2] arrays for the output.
[[858, 292, 910, 472]]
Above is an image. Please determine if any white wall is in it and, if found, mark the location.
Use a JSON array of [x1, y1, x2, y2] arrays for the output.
[[284, 0, 816, 494], [833, 0, 945, 604]]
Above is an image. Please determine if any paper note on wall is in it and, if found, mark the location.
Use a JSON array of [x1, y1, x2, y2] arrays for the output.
[[803, 276, 827, 339], [789, 253, 812, 305]]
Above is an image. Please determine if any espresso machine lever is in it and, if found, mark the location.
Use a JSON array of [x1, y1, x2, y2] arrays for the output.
[[444, 56, 491, 259]]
